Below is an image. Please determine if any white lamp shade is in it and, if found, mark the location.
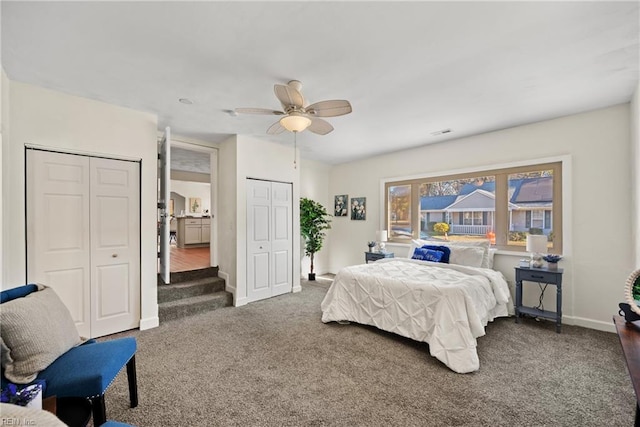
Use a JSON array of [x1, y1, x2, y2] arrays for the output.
[[280, 114, 312, 132], [377, 230, 388, 242], [526, 234, 548, 254]]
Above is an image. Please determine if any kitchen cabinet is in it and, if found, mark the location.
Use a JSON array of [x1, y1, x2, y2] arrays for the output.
[[177, 217, 211, 248]]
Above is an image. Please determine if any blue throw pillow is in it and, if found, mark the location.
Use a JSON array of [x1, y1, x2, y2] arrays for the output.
[[412, 248, 444, 263], [421, 245, 451, 263]]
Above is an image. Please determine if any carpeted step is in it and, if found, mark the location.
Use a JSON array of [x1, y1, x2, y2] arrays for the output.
[[171, 267, 219, 284], [157, 267, 219, 286], [158, 277, 226, 304], [159, 291, 233, 322]]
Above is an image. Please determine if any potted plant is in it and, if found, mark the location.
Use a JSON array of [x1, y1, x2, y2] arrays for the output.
[[300, 197, 332, 281], [543, 254, 563, 270]]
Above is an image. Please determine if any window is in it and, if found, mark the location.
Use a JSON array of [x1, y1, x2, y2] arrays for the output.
[[388, 184, 412, 239], [531, 210, 544, 229], [384, 162, 562, 252]]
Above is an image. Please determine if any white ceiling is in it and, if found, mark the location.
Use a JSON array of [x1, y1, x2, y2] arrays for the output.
[[2, 1, 638, 165], [171, 146, 210, 174]]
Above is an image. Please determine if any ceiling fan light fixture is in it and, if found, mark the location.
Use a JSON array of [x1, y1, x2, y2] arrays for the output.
[[280, 114, 312, 133]]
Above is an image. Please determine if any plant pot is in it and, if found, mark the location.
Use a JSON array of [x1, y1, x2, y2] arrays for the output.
[[308, 273, 316, 281], [547, 262, 558, 270]]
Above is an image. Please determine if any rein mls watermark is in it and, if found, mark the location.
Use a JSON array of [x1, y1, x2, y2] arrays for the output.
[[1, 418, 36, 426]]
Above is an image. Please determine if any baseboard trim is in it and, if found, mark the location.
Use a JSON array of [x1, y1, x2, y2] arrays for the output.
[[140, 316, 159, 331], [219, 271, 231, 290], [292, 285, 302, 293], [561, 315, 615, 333], [235, 296, 248, 307]]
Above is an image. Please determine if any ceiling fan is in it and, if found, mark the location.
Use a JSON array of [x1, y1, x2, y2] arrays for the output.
[[235, 80, 352, 135]]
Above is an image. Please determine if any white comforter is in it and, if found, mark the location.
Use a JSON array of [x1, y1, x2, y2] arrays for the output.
[[320, 258, 511, 373]]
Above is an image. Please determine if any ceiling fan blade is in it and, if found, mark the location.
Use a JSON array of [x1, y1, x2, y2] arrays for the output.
[[274, 84, 304, 109], [306, 100, 352, 117], [235, 107, 284, 115], [267, 121, 286, 135], [307, 117, 334, 135]]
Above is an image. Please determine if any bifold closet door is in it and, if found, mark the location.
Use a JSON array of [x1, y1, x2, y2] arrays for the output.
[[27, 150, 92, 337], [246, 179, 292, 303], [89, 157, 140, 338], [27, 150, 140, 338]]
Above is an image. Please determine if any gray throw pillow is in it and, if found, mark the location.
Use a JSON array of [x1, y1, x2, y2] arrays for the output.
[[1, 286, 81, 383]]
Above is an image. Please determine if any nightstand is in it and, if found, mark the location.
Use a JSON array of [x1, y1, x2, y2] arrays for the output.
[[365, 251, 394, 264], [515, 266, 564, 333]]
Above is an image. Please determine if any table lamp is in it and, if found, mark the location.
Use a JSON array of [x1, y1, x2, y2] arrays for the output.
[[526, 234, 548, 268], [377, 230, 388, 253]]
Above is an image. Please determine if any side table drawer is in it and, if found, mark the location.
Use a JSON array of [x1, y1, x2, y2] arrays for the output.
[[516, 269, 561, 285]]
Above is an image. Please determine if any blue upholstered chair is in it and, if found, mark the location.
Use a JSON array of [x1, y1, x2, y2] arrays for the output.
[[1, 285, 138, 426]]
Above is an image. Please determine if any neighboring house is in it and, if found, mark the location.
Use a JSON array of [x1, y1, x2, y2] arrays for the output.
[[420, 177, 553, 236]]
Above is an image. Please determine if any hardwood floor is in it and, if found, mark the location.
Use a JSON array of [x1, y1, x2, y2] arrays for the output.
[[170, 245, 210, 272]]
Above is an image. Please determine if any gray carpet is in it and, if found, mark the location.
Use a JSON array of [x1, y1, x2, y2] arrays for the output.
[[104, 279, 636, 426]]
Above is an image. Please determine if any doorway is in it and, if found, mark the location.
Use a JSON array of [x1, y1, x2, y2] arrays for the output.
[[162, 142, 218, 275]]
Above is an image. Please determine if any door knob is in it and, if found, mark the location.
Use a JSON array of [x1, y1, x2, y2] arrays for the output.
[[112, 254, 118, 258], [259, 246, 263, 249]]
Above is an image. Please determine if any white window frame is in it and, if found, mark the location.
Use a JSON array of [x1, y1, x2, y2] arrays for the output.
[[381, 156, 570, 254]]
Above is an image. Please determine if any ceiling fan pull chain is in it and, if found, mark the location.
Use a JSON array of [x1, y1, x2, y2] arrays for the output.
[[293, 131, 297, 169]]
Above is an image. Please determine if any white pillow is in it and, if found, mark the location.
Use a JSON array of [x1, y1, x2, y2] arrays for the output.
[[1, 286, 81, 383], [448, 246, 486, 268], [409, 239, 492, 268], [488, 248, 498, 269], [431, 240, 492, 268], [407, 239, 446, 259], [407, 240, 426, 258], [0, 403, 67, 427]]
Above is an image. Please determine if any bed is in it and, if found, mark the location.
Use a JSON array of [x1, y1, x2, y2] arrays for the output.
[[320, 241, 511, 374]]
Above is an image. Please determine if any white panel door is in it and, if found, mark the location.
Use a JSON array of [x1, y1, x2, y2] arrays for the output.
[[271, 182, 292, 297], [27, 150, 141, 339], [247, 179, 272, 302], [90, 157, 140, 337], [246, 179, 292, 303], [27, 150, 91, 337], [158, 127, 171, 284]]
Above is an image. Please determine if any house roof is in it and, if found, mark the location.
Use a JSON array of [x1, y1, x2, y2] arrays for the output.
[[420, 177, 552, 211], [459, 181, 496, 196], [446, 190, 497, 212], [511, 177, 553, 203], [421, 195, 458, 211]]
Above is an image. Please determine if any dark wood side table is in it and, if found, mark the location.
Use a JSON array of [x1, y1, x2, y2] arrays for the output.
[[364, 251, 394, 264], [43, 396, 57, 414], [42, 396, 92, 427], [515, 266, 563, 333], [57, 397, 92, 427], [613, 316, 640, 427]]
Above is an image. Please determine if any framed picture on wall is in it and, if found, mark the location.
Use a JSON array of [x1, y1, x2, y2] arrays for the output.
[[189, 197, 201, 213], [351, 197, 366, 220], [334, 194, 348, 217]]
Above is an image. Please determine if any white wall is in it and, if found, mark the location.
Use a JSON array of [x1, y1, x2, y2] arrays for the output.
[[170, 180, 211, 215], [1, 80, 160, 330], [328, 104, 632, 332], [217, 136, 238, 295], [0, 70, 8, 285], [218, 135, 301, 306], [631, 83, 640, 268], [299, 158, 332, 277]]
